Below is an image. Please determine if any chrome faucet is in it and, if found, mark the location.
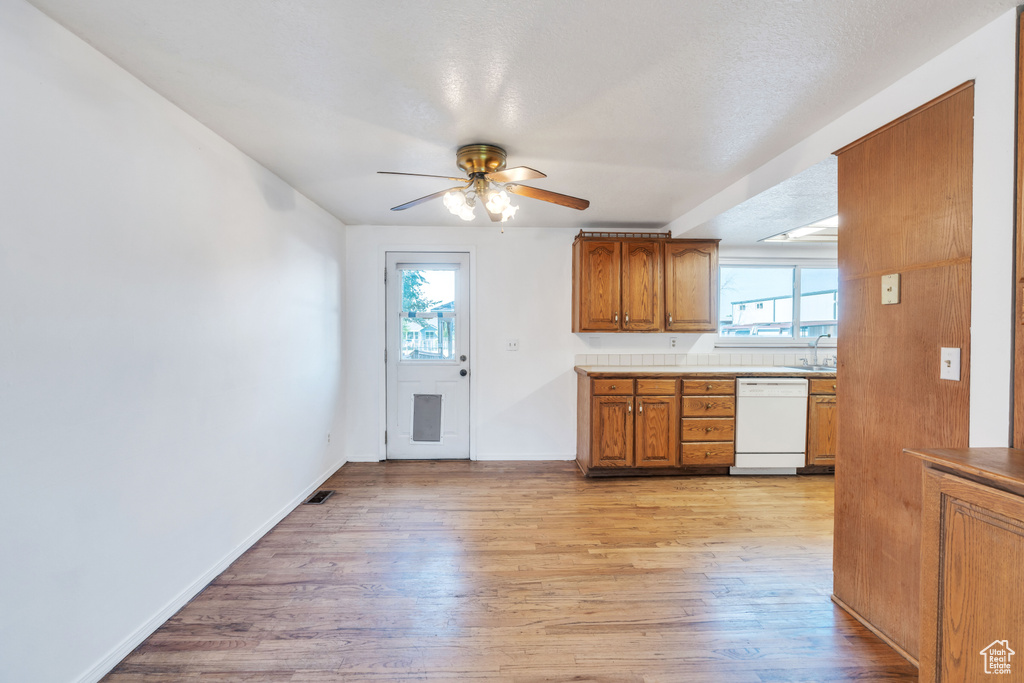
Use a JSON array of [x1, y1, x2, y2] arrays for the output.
[[811, 333, 831, 367]]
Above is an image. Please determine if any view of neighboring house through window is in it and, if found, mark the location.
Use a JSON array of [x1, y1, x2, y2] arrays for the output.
[[400, 268, 456, 360], [719, 265, 838, 339]]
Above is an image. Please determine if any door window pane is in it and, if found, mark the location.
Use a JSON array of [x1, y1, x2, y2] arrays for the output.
[[799, 268, 839, 338], [719, 266, 794, 337], [400, 268, 456, 360]]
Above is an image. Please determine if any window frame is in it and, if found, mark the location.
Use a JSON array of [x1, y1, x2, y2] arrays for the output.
[[716, 257, 839, 348]]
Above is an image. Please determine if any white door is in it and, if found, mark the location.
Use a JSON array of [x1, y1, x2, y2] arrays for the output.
[[385, 252, 470, 459]]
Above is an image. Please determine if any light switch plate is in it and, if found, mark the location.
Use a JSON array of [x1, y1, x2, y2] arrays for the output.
[[940, 347, 960, 381], [882, 273, 900, 305]]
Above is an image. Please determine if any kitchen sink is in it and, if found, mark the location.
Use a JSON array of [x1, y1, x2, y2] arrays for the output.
[[779, 365, 835, 372]]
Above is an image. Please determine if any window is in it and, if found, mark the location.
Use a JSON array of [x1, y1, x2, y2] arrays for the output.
[[719, 265, 838, 341]]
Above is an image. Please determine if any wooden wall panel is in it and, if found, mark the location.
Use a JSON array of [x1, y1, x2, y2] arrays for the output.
[[834, 84, 973, 661]]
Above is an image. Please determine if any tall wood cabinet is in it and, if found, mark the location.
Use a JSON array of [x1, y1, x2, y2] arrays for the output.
[[572, 232, 719, 333]]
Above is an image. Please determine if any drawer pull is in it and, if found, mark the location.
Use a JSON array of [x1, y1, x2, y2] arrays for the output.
[[624, 313, 630, 324], [614, 312, 619, 323], [628, 402, 632, 413], [668, 315, 673, 324], [638, 401, 643, 413]]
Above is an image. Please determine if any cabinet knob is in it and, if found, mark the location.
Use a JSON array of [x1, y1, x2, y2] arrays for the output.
[[706, 384, 713, 390], [832, 384, 837, 390], [705, 426, 713, 432], [610, 385, 616, 389], [705, 402, 713, 409], [705, 451, 711, 457]]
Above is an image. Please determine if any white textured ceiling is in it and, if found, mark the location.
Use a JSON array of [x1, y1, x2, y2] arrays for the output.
[[25, 0, 1017, 238]]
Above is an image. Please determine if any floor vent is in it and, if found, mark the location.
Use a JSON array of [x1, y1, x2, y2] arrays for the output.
[[304, 490, 335, 505]]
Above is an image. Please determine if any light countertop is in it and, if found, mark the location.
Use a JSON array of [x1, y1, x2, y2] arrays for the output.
[[575, 365, 835, 377]]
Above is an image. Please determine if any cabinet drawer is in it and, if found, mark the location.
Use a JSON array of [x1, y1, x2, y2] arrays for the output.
[[683, 379, 735, 395], [636, 379, 677, 395], [681, 396, 735, 417], [680, 442, 735, 466], [593, 379, 634, 395], [680, 418, 734, 442], [810, 378, 837, 395]]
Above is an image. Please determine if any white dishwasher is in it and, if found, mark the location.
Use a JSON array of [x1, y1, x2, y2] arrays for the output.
[[731, 378, 808, 475]]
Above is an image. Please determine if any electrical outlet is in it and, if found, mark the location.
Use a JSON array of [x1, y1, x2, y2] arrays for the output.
[[940, 347, 960, 381], [506, 339, 519, 351], [327, 433, 331, 443], [670, 337, 678, 349]]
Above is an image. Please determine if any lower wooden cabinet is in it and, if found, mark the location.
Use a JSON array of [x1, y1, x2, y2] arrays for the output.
[[592, 396, 633, 467], [907, 449, 1024, 683], [806, 380, 838, 466], [577, 370, 831, 476], [635, 395, 678, 467]]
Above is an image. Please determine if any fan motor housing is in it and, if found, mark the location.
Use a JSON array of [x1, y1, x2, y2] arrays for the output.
[[456, 144, 506, 175]]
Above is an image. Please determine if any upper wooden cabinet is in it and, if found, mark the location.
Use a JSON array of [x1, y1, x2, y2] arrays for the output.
[[664, 241, 718, 332], [572, 232, 719, 333]]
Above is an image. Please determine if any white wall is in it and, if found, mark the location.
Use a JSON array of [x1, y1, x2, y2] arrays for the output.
[[670, 9, 1018, 446], [0, 3, 347, 682]]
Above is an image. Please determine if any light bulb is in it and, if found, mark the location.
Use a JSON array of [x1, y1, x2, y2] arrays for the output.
[[485, 189, 510, 214], [458, 205, 476, 221], [443, 190, 467, 214], [500, 203, 518, 222]]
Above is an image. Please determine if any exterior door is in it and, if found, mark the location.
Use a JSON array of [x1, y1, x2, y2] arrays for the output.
[[385, 252, 470, 459]]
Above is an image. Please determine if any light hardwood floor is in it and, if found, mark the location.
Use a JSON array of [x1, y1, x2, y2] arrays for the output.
[[104, 462, 917, 682]]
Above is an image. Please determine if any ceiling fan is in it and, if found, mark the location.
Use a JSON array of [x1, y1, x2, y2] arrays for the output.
[[379, 144, 590, 223]]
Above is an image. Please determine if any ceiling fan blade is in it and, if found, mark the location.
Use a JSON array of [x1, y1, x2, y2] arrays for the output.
[[390, 186, 467, 211], [378, 171, 469, 183], [484, 166, 547, 183], [506, 184, 590, 210]]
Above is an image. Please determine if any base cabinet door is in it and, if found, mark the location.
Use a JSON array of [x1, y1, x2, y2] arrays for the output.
[[807, 395, 837, 465], [635, 396, 678, 467], [919, 470, 1024, 682], [592, 396, 634, 467]]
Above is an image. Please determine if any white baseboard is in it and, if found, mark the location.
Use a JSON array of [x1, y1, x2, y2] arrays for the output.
[[473, 453, 575, 461], [346, 453, 384, 462], [76, 457, 347, 683]]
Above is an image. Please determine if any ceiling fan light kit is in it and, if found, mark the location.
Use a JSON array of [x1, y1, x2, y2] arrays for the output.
[[380, 143, 590, 225]]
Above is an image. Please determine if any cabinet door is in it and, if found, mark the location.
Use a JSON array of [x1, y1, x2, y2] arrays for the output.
[[635, 396, 678, 467], [576, 240, 621, 331], [806, 395, 837, 465], [592, 396, 633, 467], [664, 241, 718, 332], [621, 241, 663, 331]]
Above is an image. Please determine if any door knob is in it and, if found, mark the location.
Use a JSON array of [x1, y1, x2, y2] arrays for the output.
[[460, 369, 468, 377], [460, 355, 467, 361]]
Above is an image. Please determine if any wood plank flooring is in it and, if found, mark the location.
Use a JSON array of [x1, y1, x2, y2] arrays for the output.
[[103, 462, 917, 682]]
